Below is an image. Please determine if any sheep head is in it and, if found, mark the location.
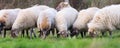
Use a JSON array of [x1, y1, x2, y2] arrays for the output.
[[56, 2, 70, 11], [0, 12, 8, 33], [70, 28, 79, 37], [58, 30, 69, 37], [11, 29, 19, 38]]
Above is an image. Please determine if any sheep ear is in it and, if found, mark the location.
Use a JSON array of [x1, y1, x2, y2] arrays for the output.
[[56, 2, 63, 11]]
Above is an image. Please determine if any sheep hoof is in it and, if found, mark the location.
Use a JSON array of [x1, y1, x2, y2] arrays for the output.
[[42, 34, 46, 39]]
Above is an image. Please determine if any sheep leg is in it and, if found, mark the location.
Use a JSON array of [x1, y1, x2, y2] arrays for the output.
[[75, 31, 79, 37], [30, 29, 33, 39], [30, 28, 36, 39], [32, 29, 37, 38], [56, 29, 60, 38], [109, 31, 112, 38], [26, 29, 29, 38], [21, 30, 25, 37], [33, 32, 36, 38], [80, 32, 84, 38], [101, 31, 105, 36], [51, 29, 55, 36], [0, 31, 1, 34], [40, 31, 43, 38], [42, 31, 47, 39], [70, 29, 74, 37], [3, 29, 6, 38], [0, 28, 3, 35], [83, 31, 87, 37], [38, 30, 42, 38], [46, 30, 50, 36]]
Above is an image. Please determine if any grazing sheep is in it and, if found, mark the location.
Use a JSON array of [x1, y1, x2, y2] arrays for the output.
[[37, 8, 57, 39], [87, 5, 120, 37], [11, 5, 50, 38], [71, 7, 99, 37], [55, 2, 78, 37], [0, 8, 21, 37]]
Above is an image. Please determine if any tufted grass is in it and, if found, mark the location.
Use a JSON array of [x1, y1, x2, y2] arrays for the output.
[[0, 30, 120, 48]]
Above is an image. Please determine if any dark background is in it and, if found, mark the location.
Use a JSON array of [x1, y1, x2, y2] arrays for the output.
[[0, 0, 120, 10]]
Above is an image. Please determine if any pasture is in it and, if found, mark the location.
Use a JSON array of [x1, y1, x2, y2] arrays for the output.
[[0, 30, 120, 48], [0, 0, 120, 48]]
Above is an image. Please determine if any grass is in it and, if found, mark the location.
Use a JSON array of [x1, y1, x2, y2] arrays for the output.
[[0, 30, 120, 48]]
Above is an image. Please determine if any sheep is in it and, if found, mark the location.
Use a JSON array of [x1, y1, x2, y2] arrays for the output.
[[37, 8, 57, 39], [0, 8, 22, 37], [87, 4, 120, 37], [71, 7, 99, 37], [11, 5, 50, 38], [55, 2, 78, 37]]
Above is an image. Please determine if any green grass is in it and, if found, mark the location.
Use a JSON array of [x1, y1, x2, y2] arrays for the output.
[[0, 30, 120, 48]]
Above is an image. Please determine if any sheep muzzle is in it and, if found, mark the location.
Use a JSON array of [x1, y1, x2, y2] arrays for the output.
[[11, 29, 19, 38], [58, 30, 68, 37]]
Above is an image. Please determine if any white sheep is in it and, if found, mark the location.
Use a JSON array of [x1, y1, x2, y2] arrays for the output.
[[71, 7, 99, 37], [0, 8, 21, 37], [55, 2, 78, 37], [87, 4, 120, 37], [11, 5, 50, 38], [37, 8, 57, 39]]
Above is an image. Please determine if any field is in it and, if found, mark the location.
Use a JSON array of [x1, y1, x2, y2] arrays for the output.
[[0, 30, 120, 48]]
